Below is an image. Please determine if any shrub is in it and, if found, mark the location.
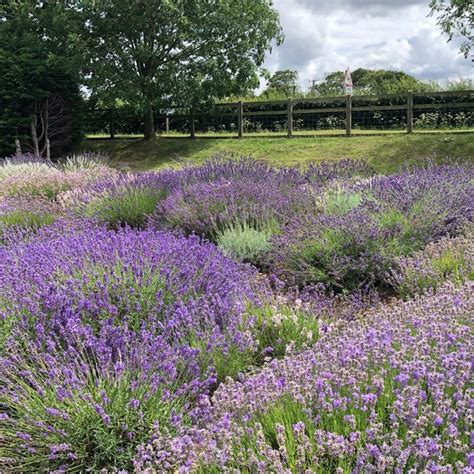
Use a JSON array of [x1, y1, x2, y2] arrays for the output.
[[0, 346, 191, 472], [0, 168, 112, 201], [0, 209, 55, 231], [152, 158, 308, 240], [58, 152, 112, 171], [83, 187, 166, 229], [248, 299, 320, 362], [270, 209, 385, 290], [0, 159, 53, 181], [305, 159, 375, 186], [364, 164, 473, 239], [0, 197, 60, 240], [270, 165, 473, 291], [0, 225, 261, 471], [322, 190, 365, 215], [216, 222, 275, 264], [61, 172, 176, 229], [136, 282, 474, 472], [389, 235, 474, 298]]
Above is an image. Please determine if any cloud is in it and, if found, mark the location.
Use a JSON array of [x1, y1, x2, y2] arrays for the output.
[[262, 0, 473, 90]]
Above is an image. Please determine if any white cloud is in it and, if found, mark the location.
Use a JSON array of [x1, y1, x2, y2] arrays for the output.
[[260, 0, 473, 91]]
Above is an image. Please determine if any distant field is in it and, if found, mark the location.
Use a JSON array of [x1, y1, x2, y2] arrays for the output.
[[82, 131, 474, 174]]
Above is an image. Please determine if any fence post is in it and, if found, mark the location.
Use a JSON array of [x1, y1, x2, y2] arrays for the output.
[[345, 95, 352, 137], [238, 101, 244, 138], [287, 98, 293, 138], [165, 115, 170, 133], [109, 110, 115, 139], [190, 112, 196, 139], [407, 90, 414, 134]]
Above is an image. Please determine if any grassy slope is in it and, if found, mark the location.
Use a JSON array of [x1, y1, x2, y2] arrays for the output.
[[82, 131, 474, 174]]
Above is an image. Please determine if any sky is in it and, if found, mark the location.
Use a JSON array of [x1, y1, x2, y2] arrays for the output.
[[262, 0, 473, 90]]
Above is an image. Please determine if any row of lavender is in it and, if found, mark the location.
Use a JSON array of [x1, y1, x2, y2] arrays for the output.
[[0, 153, 473, 472]]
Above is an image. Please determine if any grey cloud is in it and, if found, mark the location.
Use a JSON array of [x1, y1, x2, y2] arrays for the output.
[[297, 0, 427, 15], [265, 0, 473, 85]]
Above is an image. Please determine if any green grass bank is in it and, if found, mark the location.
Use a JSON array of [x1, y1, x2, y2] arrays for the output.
[[82, 131, 474, 174]]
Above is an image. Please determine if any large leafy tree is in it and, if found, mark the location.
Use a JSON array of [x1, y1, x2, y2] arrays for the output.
[[311, 69, 432, 96], [82, 0, 282, 139], [430, 0, 473, 58], [263, 69, 300, 97], [0, 2, 83, 157]]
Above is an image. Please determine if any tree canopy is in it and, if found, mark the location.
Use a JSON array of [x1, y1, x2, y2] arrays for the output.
[[81, 0, 283, 139], [430, 0, 473, 57], [263, 69, 300, 97], [0, 2, 83, 157], [311, 69, 433, 97], [0, 0, 282, 146]]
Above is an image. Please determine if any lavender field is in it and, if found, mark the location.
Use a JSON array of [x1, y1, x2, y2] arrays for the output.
[[0, 153, 473, 473]]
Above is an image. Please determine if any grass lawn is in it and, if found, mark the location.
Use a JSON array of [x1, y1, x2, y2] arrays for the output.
[[81, 130, 474, 174]]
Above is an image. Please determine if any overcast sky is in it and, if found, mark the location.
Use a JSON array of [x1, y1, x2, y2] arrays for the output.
[[262, 0, 473, 90]]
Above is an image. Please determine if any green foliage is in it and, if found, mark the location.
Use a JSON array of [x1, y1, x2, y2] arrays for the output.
[[415, 111, 474, 129], [323, 191, 365, 216], [263, 69, 300, 98], [311, 68, 434, 97], [0, 210, 55, 232], [82, 0, 283, 139], [194, 300, 320, 384], [430, 0, 473, 57], [83, 188, 166, 229], [250, 302, 320, 361], [393, 237, 474, 298], [296, 229, 355, 287], [194, 339, 255, 384], [0, 3, 84, 157], [0, 353, 187, 472], [216, 222, 274, 264]]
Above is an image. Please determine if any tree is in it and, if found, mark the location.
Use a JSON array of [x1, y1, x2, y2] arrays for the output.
[[0, 2, 83, 157], [82, 0, 282, 140], [263, 69, 300, 97], [310, 69, 432, 97], [430, 0, 474, 58]]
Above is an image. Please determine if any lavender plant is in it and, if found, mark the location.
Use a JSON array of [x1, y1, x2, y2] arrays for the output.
[[0, 225, 261, 471], [270, 164, 474, 291], [61, 172, 176, 229], [390, 235, 474, 297], [136, 282, 474, 472], [152, 158, 308, 240], [58, 152, 112, 171], [0, 197, 61, 240], [305, 159, 375, 186], [216, 222, 275, 265]]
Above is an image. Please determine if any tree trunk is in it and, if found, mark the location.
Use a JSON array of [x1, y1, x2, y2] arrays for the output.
[[30, 115, 40, 157], [143, 103, 155, 140]]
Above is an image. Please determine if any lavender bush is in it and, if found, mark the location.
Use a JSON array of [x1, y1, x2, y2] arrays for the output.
[[0, 156, 472, 471], [136, 281, 474, 472], [150, 157, 308, 240], [0, 156, 53, 181], [0, 197, 62, 240], [61, 172, 177, 229], [305, 158, 375, 186], [0, 225, 262, 471], [270, 164, 473, 291], [390, 235, 474, 298], [57, 152, 112, 171]]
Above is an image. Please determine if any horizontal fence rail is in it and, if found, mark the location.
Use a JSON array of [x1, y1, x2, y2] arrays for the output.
[[86, 90, 474, 138]]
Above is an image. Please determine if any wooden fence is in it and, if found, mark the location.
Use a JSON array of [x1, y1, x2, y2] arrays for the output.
[[90, 90, 474, 138]]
